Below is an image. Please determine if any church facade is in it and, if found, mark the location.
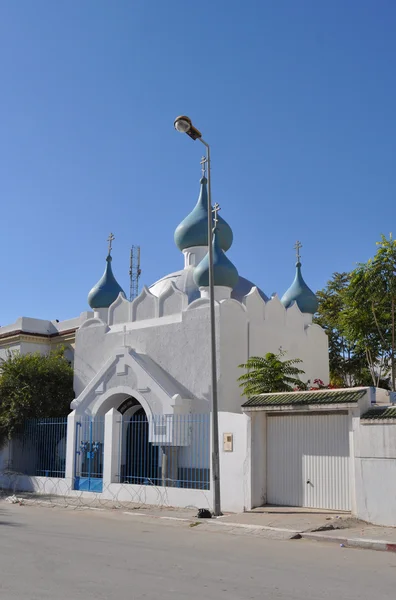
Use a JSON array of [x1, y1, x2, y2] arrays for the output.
[[64, 172, 328, 511], [74, 173, 328, 419], [1, 171, 330, 513]]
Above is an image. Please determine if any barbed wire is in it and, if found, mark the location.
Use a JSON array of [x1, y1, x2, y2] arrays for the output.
[[0, 470, 211, 513]]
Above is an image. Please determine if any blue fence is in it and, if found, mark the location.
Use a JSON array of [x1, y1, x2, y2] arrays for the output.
[[12, 418, 68, 477], [118, 413, 210, 490]]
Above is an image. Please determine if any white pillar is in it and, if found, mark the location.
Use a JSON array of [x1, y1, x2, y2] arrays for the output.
[[348, 407, 360, 517], [250, 411, 266, 508], [161, 446, 178, 487], [182, 246, 207, 268], [217, 412, 253, 513], [103, 408, 122, 489], [65, 410, 78, 490], [94, 307, 108, 322], [199, 286, 232, 301]]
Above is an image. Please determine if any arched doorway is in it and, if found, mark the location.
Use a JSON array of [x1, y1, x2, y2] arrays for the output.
[[119, 400, 159, 485]]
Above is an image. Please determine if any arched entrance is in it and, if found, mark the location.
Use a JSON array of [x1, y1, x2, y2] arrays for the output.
[[119, 400, 159, 485]]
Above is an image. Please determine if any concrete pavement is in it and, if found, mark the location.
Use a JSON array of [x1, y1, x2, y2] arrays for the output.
[[0, 503, 396, 600]]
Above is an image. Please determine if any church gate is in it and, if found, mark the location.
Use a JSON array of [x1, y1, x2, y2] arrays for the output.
[[74, 416, 105, 492]]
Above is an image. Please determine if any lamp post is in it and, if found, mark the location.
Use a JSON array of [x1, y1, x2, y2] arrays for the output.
[[174, 115, 221, 517]]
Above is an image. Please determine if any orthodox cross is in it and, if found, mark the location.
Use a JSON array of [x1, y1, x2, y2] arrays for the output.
[[212, 203, 221, 230], [294, 240, 302, 262], [200, 155, 207, 177], [107, 232, 115, 255]]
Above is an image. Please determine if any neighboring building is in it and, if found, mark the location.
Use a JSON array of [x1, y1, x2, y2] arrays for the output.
[[0, 313, 92, 363]]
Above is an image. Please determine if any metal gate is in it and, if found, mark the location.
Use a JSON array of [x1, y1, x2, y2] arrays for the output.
[[74, 417, 105, 492], [267, 414, 350, 511]]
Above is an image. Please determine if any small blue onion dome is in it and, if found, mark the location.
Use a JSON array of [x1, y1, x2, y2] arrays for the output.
[[174, 177, 233, 251], [88, 255, 125, 309], [281, 262, 318, 314], [193, 230, 239, 289]]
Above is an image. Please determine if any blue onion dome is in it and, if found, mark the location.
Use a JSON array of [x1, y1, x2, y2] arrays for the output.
[[281, 262, 318, 314], [88, 254, 125, 309], [193, 230, 239, 289], [174, 176, 233, 251]]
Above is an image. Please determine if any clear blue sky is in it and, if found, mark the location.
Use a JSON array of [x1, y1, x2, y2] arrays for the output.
[[1, 1, 395, 324]]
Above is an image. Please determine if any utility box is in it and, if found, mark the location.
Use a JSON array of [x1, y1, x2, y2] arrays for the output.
[[223, 433, 233, 452]]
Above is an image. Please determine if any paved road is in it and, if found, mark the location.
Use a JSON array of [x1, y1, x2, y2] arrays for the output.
[[0, 503, 395, 600]]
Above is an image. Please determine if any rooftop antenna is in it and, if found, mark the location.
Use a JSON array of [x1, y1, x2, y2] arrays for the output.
[[129, 245, 141, 301]]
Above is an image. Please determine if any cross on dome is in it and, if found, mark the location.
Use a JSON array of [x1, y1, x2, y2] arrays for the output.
[[212, 203, 221, 231], [107, 232, 115, 255], [200, 156, 207, 178], [294, 240, 302, 263]]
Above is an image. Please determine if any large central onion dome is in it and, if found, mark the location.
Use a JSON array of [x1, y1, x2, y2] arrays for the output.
[[174, 176, 233, 252]]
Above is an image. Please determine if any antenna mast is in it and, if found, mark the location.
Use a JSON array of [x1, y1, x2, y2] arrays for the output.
[[129, 246, 141, 301]]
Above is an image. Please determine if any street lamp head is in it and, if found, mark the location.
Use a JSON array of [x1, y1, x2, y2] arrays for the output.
[[174, 115, 202, 141], [174, 116, 192, 134]]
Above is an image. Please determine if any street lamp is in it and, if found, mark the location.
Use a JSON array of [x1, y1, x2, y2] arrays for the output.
[[174, 115, 221, 517]]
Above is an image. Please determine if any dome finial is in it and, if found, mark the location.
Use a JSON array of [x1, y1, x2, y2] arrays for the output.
[[88, 233, 125, 309], [281, 241, 318, 314]]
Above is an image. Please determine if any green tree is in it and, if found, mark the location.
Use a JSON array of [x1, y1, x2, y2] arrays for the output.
[[238, 350, 306, 397], [314, 272, 369, 387], [342, 234, 396, 390], [0, 347, 73, 447]]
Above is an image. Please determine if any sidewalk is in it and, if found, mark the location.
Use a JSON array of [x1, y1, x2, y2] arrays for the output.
[[113, 504, 396, 551], [211, 507, 396, 552], [3, 493, 396, 552]]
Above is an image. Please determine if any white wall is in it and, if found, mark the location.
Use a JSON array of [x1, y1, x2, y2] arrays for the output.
[[75, 287, 328, 420], [243, 289, 329, 387], [0, 343, 20, 361], [20, 341, 51, 356], [218, 412, 252, 512], [74, 308, 213, 413], [354, 420, 396, 526], [218, 300, 248, 413]]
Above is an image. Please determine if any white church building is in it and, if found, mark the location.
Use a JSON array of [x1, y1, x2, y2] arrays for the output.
[[5, 170, 396, 525], [75, 171, 328, 419]]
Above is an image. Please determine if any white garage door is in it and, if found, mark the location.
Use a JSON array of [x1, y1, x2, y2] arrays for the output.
[[267, 414, 350, 511]]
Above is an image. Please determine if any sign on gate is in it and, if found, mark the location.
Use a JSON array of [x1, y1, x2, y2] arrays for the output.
[[74, 417, 105, 492]]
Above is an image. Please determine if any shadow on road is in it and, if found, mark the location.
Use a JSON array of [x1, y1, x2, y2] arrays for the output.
[[0, 508, 22, 527]]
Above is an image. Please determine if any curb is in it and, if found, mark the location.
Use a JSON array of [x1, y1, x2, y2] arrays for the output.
[[301, 532, 396, 553], [208, 520, 301, 538]]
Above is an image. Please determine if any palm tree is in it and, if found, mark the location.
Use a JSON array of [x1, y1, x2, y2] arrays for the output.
[[238, 350, 306, 397]]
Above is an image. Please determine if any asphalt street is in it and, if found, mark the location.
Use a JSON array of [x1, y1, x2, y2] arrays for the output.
[[0, 503, 395, 600]]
